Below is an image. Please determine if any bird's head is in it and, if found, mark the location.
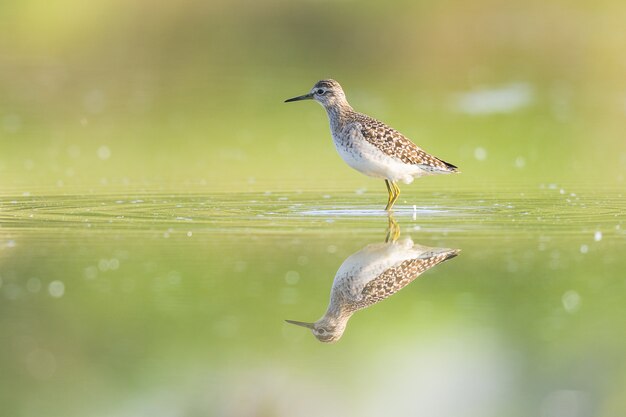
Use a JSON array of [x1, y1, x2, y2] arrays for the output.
[[285, 317, 347, 343], [284, 79, 347, 108]]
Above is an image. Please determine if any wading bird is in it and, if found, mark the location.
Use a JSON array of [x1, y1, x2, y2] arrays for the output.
[[285, 79, 459, 210]]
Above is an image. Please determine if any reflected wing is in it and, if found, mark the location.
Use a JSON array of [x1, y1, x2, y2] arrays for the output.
[[356, 249, 458, 308]]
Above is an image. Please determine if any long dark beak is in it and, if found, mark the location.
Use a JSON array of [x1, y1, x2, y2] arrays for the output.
[[285, 319, 315, 329], [284, 93, 313, 103]]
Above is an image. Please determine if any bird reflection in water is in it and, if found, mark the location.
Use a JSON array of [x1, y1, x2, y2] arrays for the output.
[[286, 215, 460, 343]]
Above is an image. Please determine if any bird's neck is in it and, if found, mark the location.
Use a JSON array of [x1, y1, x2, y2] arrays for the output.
[[324, 102, 353, 131], [324, 294, 355, 321], [319, 309, 352, 330]]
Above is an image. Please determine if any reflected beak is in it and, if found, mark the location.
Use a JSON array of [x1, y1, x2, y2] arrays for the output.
[[285, 319, 315, 329], [284, 93, 313, 103]]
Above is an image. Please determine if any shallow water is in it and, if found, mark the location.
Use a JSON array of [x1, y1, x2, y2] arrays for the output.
[[3, 0, 626, 414], [1, 184, 625, 417]]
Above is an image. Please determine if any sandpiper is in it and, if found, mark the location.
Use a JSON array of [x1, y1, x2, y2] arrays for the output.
[[285, 79, 459, 210], [286, 218, 460, 343]]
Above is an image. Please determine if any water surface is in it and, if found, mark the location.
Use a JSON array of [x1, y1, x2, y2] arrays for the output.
[[1, 184, 624, 416]]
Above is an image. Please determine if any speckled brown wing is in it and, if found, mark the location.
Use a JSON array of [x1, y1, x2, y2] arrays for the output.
[[355, 250, 458, 309], [353, 112, 458, 172]]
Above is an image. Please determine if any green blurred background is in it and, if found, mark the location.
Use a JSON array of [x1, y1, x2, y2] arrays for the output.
[[1, 1, 626, 417], [1, 0, 624, 192]]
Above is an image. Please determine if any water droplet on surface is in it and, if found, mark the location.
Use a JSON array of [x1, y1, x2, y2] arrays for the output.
[[84, 266, 98, 280], [562, 290, 581, 313], [108, 258, 120, 270], [48, 281, 65, 298], [98, 259, 110, 271], [97, 146, 111, 160], [474, 147, 487, 161], [285, 271, 300, 285]]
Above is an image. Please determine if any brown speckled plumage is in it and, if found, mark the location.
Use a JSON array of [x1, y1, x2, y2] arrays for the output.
[[350, 112, 458, 171], [354, 250, 458, 310], [355, 250, 459, 310], [285, 79, 459, 210], [308, 79, 457, 173], [285, 238, 460, 343]]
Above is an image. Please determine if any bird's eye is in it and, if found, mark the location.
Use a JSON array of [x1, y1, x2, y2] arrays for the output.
[[318, 329, 326, 334], [316, 89, 325, 95]]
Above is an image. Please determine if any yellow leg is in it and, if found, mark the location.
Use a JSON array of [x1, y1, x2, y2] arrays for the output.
[[385, 213, 401, 243], [386, 181, 401, 211], [384, 180, 394, 210]]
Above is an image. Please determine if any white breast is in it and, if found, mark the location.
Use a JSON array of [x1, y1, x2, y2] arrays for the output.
[[331, 126, 428, 184], [332, 239, 424, 301]]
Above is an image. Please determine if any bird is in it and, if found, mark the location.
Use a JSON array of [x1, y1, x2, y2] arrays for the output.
[[285, 79, 459, 211], [285, 217, 460, 343]]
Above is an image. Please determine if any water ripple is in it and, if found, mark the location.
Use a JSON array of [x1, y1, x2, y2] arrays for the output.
[[0, 189, 623, 238]]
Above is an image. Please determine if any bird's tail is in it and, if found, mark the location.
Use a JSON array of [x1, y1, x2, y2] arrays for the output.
[[440, 159, 460, 173]]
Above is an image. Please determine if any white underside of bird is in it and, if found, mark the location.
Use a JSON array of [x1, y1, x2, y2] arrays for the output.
[[284, 79, 459, 211], [332, 125, 446, 184], [332, 238, 443, 301]]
